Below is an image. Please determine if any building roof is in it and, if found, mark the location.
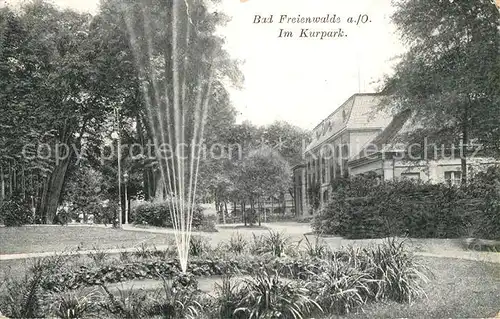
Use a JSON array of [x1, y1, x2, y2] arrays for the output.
[[367, 109, 412, 151], [304, 93, 392, 153], [349, 109, 414, 162]]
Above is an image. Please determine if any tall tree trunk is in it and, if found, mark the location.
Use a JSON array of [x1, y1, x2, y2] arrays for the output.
[[250, 200, 253, 226], [242, 202, 246, 226], [263, 199, 265, 223], [127, 196, 131, 224], [154, 174, 164, 202], [461, 98, 470, 184], [281, 192, 286, 215], [270, 197, 273, 221], [8, 163, 12, 197], [12, 166, 17, 195], [223, 201, 227, 224], [22, 165, 26, 200], [137, 115, 155, 201], [39, 159, 70, 224], [0, 165, 4, 204]]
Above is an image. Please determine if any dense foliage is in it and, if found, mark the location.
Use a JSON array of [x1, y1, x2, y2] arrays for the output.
[[384, 0, 500, 182], [0, 196, 33, 226], [130, 200, 205, 229], [313, 168, 500, 239]]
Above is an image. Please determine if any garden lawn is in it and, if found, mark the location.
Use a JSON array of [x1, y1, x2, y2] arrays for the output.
[[336, 256, 500, 319], [0, 226, 174, 254]]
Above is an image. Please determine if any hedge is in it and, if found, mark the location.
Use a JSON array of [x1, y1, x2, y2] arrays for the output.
[[130, 200, 205, 228], [313, 167, 500, 240]]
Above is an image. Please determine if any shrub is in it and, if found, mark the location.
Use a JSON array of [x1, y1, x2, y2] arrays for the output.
[[0, 255, 70, 318], [133, 243, 171, 259], [307, 258, 372, 315], [226, 233, 248, 254], [130, 200, 205, 228], [260, 230, 292, 257], [99, 285, 150, 319], [88, 246, 108, 266], [300, 234, 329, 258], [189, 236, 211, 257], [249, 233, 266, 255], [50, 289, 98, 319], [0, 268, 45, 318], [145, 276, 204, 319], [234, 270, 322, 319], [0, 198, 33, 226], [92, 203, 118, 225], [313, 172, 500, 239], [197, 214, 218, 232], [365, 238, 430, 303], [213, 275, 246, 319]]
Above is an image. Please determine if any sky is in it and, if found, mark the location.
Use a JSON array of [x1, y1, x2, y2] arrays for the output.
[[4, 0, 406, 129]]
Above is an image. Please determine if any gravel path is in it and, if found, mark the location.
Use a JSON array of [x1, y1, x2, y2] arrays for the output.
[[1, 223, 498, 263]]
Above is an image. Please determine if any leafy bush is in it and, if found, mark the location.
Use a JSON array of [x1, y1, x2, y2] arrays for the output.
[[234, 270, 321, 319], [0, 267, 45, 318], [133, 243, 171, 260], [226, 233, 247, 254], [307, 258, 372, 315], [364, 238, 430, 303], [189, 236, 211, 257], [197, 214, 218, 232], [299, 234, 329, 258], [0, 198, 33, 226], [92, 203, 118, 226], [50, 289, 99, 319], [88, 246, 108, 266], [253, 230, 292, 257], [99, 285, 150, 319], [0, 255, 70, 318], [99, 274, 204, 319], [249, 233, 266, 255], [304, 238, 429, 314], [213, 275, 246, 319], [147, 276, 204, 319], [313, 170, 500, 239], [130, 200, 205, 229]]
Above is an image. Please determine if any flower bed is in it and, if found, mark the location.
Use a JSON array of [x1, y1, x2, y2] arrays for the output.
[[1, 234, 431, 319]]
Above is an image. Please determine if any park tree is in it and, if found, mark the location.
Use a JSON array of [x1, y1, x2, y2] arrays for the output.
[[259, 121, 307, 210], [237, 145, 292, 226], [61, 164, 106, 223], [384, 0, 500, 183], [0, 2, 116, 223], [259, 121, 307, 167]]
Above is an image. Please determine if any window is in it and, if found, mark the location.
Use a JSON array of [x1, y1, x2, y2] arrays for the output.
[[401, 172, 420, 180], [321, 157, 326, 184], [330, 158, 335, 181], [444, 171, 462, 186]]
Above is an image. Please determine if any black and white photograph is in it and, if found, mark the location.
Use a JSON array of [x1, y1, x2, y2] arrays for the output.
[[0, 0, 499, 318]]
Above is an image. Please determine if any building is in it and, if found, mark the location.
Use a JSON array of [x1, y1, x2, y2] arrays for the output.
[[348, 108, 499, 184], [293, 93, 393, 216], [293, 93, 499, 216]]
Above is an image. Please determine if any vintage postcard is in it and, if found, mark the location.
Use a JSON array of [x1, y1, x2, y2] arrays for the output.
[[0, 0, 499, 318]]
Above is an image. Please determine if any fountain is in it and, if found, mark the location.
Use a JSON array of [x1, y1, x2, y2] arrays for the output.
[[120, 0, 217, 273]]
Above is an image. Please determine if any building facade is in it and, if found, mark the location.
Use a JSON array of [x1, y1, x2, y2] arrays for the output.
[[293, 93, 499, 216], [293, 93, 393, 216]]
